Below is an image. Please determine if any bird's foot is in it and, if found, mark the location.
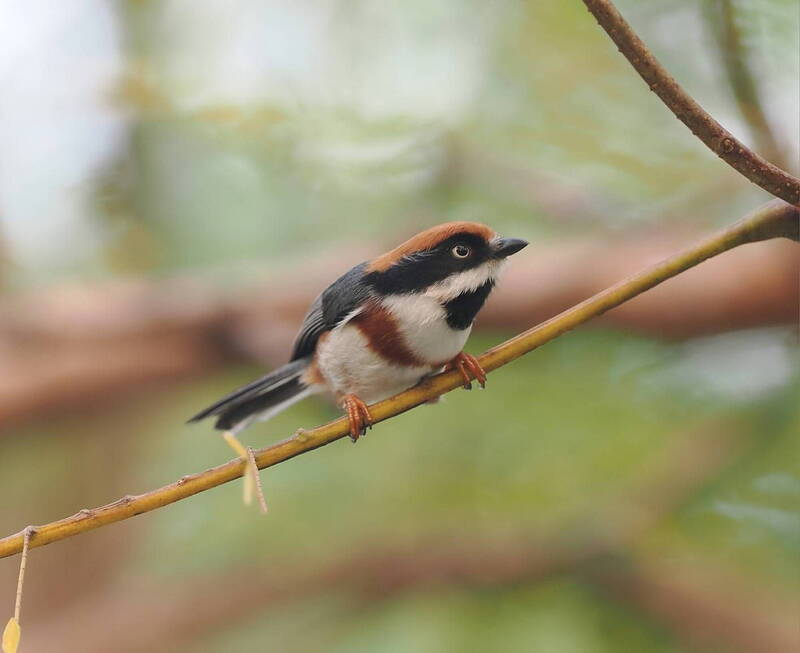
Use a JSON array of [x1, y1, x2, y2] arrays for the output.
[[341, 394, 373, 443], [445, 352, 487, 390]]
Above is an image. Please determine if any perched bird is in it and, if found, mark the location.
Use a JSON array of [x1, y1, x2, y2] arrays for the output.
[[188, 222, 527, 506]]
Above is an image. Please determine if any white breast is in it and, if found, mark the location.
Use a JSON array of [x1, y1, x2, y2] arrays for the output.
[[381, 293, 471, 364], [314, 293, 470, 404]]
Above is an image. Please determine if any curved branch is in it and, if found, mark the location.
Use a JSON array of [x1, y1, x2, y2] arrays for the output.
[[0, 200, 796, 560], [582, 0, 800, 205]]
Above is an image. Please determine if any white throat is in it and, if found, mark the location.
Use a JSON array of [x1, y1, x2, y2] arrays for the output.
[[423, 259, 506, 303]]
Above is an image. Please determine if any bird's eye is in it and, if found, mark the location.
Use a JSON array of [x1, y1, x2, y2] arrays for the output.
[[452, 244, 471, 259]]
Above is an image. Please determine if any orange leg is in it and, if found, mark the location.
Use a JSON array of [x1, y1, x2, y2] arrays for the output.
[[444, 352, 487, 390], [341, 394, 373, 442]]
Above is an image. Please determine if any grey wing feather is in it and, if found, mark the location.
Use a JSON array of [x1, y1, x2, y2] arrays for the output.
[[290, 293, 326, 361], [290, 262, 371, 361]]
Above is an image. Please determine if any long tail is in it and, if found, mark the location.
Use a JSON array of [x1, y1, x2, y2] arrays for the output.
[[187, 357, 313, 433]]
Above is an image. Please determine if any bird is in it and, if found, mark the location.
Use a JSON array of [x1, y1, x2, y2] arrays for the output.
[[188, 222, 527, 508]]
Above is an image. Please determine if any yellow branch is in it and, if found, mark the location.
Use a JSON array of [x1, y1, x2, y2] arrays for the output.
[[0, 200, 796, 560]]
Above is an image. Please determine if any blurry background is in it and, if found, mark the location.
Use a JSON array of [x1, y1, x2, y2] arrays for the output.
[[0, 0, 798, 651]]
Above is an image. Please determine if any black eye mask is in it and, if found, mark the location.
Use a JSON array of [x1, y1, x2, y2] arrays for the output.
[[365, 234, 492, 295]]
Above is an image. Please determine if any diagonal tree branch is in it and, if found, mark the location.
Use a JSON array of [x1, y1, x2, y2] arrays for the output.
[[581, 0, 800, 205], [0, 200, 796, 560]]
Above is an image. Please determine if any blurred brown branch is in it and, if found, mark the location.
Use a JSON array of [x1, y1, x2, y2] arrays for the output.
[[0, 199, 796, 561], [21, 423, 798, 653], [1, 219, 797, 429], [39, 552, 798, 653], [584, 558, 799, 653], [581, 0, 800, 205]]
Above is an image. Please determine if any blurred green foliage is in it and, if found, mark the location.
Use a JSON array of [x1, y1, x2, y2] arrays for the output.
[[0, 0, 797, 650], [6, 330, 796, 651]]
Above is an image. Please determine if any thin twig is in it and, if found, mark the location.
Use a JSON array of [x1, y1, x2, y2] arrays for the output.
[[706, 0, 787, 168], [247, 447, 268, 514], [581, 0, 800, 205], [13, 529, 32, 623], [0, 200, 796, 560]]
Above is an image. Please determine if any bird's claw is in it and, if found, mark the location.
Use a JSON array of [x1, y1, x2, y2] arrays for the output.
[[445, 352, 487, 390], [342, 394, 373, 443]]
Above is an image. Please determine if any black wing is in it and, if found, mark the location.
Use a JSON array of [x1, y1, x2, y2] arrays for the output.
[[290, 262, 372, 361]]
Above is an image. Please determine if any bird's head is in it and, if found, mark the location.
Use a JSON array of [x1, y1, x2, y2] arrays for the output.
[[364, 222, 528, 302]]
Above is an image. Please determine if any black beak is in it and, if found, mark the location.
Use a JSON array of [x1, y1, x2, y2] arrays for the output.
[[492, 237, 528, 259]]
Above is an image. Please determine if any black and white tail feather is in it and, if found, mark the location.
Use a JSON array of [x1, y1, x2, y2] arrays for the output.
[[187, 356, 314, 434], [189, 261, 371, 435]]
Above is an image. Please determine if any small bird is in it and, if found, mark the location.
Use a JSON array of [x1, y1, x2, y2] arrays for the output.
[[188, 222, 527, 506]]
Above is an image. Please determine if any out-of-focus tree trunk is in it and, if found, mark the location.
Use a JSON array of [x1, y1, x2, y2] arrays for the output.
[[0, 232, 796, 429]]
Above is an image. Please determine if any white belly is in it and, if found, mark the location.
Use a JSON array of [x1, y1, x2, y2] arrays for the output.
[[382, 293, 471, 364], [316, 325, 434, 403], [315, 294, 471, 403]]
